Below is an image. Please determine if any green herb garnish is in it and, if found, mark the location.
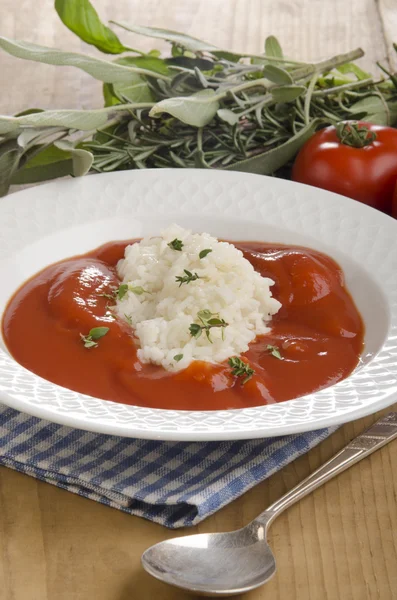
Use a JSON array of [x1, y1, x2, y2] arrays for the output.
[[168, 239, 184, 251], [189, 309, 228, 343], [266, 345, 283, 360], [199, 249, 212, 259], [228, 356, 255, 384], [99, 292, 115, 301], [124, 314, 133, 326], [80, 326, 109, 349], [175, 269, 201, 287], [116, 283, 129, 300], [174, 354, 184, 362], [129, 286, 149, 295]]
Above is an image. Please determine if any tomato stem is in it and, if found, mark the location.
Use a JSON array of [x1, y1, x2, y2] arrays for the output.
[[336, 121, 377, 148]]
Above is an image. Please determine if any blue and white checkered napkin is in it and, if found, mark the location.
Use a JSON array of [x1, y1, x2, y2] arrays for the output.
[[0, 404, 334, 528]]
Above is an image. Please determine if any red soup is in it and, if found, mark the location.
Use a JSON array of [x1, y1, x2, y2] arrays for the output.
[[1, 241, 364, 410]]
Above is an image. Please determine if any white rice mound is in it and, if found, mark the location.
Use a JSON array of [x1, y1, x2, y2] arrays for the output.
[[115, 225, 281, 371]]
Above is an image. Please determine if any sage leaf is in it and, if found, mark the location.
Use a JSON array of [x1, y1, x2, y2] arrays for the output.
[[271, 84, 306, 102], [0, 140, 23, 196], [103, 83, 120, 107], [55, 0, 130, 54], [150, 89, 219, 127], [54, 140, 93, 177], [116, 55, 170, 76], [347, 95, 389, 125], [166, 56, 214, 71], [265, 35, 283, 59], [224, 118, 323, 175], [112, 74, 154, 103], [263, 64, 293, 85], [337, 62, 371, 81], [17, 127, 64, 148], [0, 37, 169, 84], [112, 22, 218, 52], [217, 108, 239, 125], [11, 157, 73, 184], [14, 108, 44, 117], [10, 144, 73, 185], [0, 104, 152, 134]]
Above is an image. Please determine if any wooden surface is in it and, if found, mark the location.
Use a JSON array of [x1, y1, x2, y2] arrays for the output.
[[1, 1, 397, 599]]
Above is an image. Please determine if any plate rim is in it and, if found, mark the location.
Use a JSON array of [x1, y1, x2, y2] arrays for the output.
[[1, 168, 396, 440]]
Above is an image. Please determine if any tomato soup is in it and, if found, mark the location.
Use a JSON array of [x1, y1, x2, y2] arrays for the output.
[[1, 241, 364, 410]]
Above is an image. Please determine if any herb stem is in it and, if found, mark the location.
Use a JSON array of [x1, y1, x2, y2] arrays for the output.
[[304, 74, 318, 125]]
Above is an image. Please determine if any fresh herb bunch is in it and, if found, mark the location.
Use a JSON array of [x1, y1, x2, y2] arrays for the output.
[[1, 0, 397, 196]]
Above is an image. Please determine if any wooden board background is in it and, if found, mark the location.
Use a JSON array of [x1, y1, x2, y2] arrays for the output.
[[1, 1, 397, 599]]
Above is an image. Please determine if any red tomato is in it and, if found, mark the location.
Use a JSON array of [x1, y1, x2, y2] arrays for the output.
[[292, 121, 397, 214]]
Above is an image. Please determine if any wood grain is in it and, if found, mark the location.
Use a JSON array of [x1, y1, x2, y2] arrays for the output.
[[1, 408, 396, 600], [0, 0, 391, 116], [1, 1, 397, 599]]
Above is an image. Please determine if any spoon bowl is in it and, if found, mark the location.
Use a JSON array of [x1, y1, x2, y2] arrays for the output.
[[142, 413, 397, 596], [142, 521, 276, 596]]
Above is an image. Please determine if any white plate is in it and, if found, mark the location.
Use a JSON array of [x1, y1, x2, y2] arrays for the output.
[[0, 169, 396, 440]]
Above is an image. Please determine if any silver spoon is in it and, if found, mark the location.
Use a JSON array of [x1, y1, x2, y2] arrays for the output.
[[142, 412, 397, 597]]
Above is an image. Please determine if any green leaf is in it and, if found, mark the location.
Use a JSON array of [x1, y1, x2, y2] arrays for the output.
[[17, 127, 64, 148], [217, 108, 239, 126], [224, 118, 323, 175], [337, 62, 371, 81], [150, 89, 219, 127], [21, 144, 71, 167], [212, 50, 243, 62], [111, 22, 218, 52], [116, 283, 129, 300], [266, 344, 283, 360], [0, 140, 23, 196], [263, 64, 293, 85], [54, 140, 93, 177], [0, 104, 151, 134], [10, 144, 74, 185], [116, 55, 170, 76], [103, 83, 120, 106], [271, 84, 306, 102], [89, 326, 109, 340], [199, 248, 212, 259], [14, 108, 44, 117], [174, 354, 183, 362], [112, 74, 154, 103], [264, 36, 283, 59], [166, 56, 214, 71], [347, 95, 389, 125], [0, 37, 169, 84], [55, 0, 130, 54]]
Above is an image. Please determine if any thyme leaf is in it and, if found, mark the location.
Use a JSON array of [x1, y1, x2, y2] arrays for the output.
[[199, 248, 212, 259], [80, 326, 109, 348], [175, 269, 200, 287], [189, 309, 228, 343], [228, 356, 255, 384], [168, 238, 184, 251], [266, 344, 283, 360]]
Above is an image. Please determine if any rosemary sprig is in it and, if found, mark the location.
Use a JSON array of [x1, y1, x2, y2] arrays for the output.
[[189, 309, 228, 342]]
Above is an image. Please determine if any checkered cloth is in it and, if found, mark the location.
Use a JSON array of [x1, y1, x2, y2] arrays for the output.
[[0, 404, 334, 528]]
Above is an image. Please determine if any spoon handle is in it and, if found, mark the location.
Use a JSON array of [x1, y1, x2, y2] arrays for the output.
[[257, 412, 397, 528]]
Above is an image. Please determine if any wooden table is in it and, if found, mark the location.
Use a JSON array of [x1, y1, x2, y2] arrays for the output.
[[1, 2, 397, 598]]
